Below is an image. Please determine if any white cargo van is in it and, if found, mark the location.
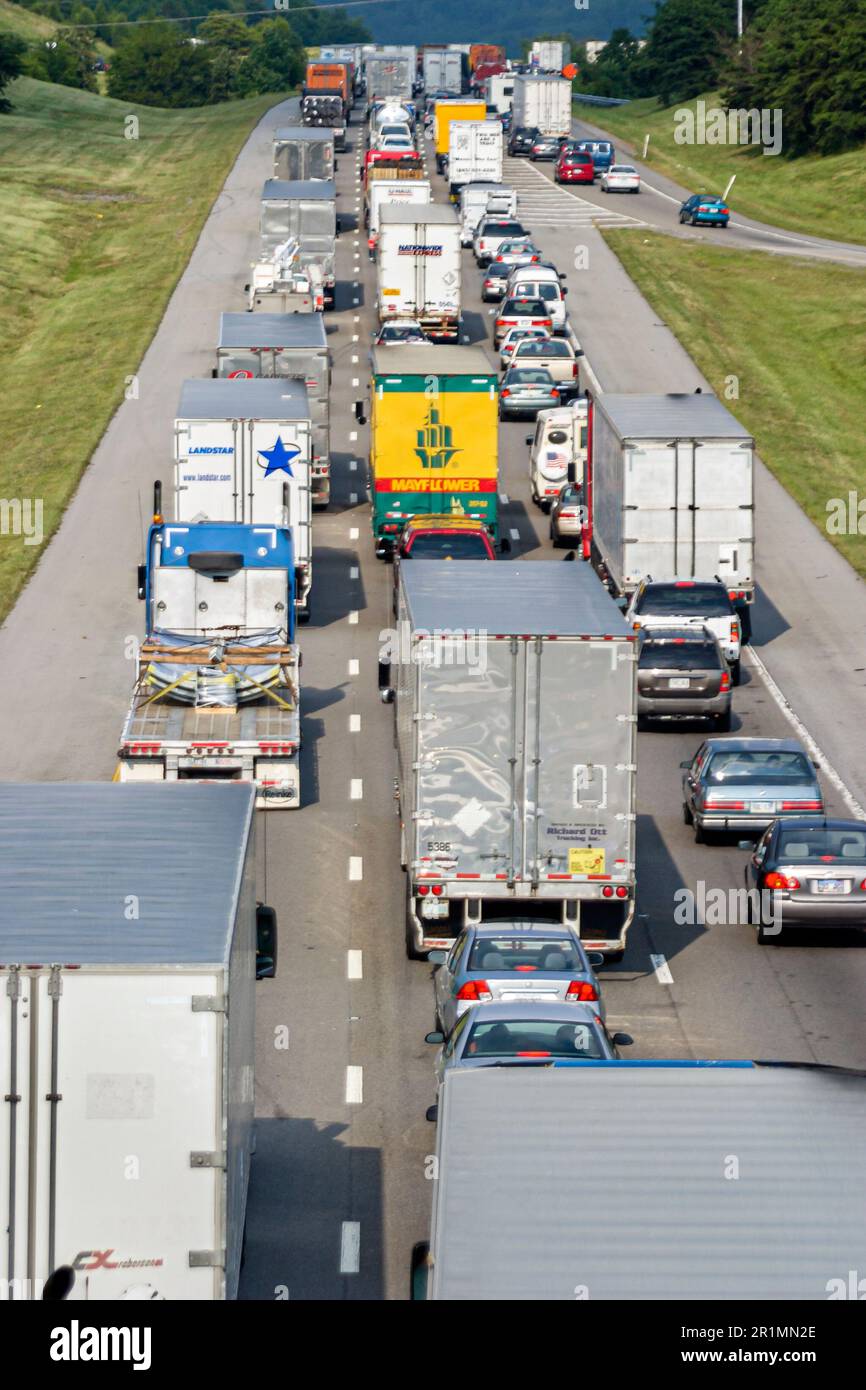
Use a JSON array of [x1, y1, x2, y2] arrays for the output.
[[528, 399, 588, 508]]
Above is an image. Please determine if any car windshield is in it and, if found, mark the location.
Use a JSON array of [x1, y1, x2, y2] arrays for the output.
[[639, 642, 722, 670], [776, 828, 866, 862], [406, 533, 490, 559], [464, 1018, 606, 1060], [706, 751, 814, 785], [467, 937, 583, 971], [517, 341, 568, 358], [510, 369, 554, 385], [638, 585, 733, 617]]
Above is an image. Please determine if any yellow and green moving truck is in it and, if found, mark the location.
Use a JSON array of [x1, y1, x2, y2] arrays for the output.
[[433, 98, 486, 173], [367, 346, 499, 554]]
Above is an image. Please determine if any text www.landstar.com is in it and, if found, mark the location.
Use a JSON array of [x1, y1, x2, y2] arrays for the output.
[[682, 1351, 817, 1364]]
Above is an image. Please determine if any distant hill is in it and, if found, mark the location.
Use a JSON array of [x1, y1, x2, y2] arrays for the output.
[[0, 0, 56, 39], [359, 0, 649, 51]]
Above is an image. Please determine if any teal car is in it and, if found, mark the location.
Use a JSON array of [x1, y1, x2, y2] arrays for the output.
[[679, 194, 730, 227]]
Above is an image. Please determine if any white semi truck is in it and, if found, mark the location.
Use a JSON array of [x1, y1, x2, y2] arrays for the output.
[[512, 74, 572, 136], [376, 204, 462, 340], [0, 781, 277, 1300]]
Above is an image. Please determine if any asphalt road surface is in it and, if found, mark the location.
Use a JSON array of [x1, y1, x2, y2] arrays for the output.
[[1, 98, 864, 1301]]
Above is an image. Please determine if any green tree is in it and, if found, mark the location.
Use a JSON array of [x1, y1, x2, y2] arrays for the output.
[[235, 16, 303, 97], [0, 33, 26, 112], [581, 28, 646, 98], [198, 12, 252, 52], [108, 23, 212, 107], [26, 28, 98, 90]]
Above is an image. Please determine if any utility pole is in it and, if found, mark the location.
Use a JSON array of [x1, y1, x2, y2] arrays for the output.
[[737, 0, 743, 37]]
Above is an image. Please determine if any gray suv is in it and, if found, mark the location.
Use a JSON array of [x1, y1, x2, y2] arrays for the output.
[[637, 626, 732, 730]]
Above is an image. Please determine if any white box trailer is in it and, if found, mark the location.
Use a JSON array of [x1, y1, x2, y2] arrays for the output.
[[272, 126, 335, 181], [423, 48, 463, 94], [0, 781, 276, 1301], [587, 393, 756, 610], [376, 204, 462, 341], [215, 312, 331, 508], [512, 74, 572, 136], [485, 72, 515, 114], [458, 182, 517, 245], [447, 120, 503, 193], [173, 378, 313, 612], [531, 39, 568, 71], [367, 177, 432, 240], [385, 562, 638, 959]]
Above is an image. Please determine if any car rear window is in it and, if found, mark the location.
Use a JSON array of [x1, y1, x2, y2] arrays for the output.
[[510, 368, 554, 384], [776, 829, 866, 861], [637, 584, 734, 617], [405, 533, 490, 559], [502, 299, 547, 315], [467, 937, 582, 971], [706, 751, 814, 785], [514, 282, 561, 301], [484, 221, 524, 236], [517, 341, 569, 358], [638, 641, 722, 670], [464, 1018, 606, 1059]]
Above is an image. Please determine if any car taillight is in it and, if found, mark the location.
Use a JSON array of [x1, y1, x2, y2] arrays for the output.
[[501, 388, 510, 397], [709, 800, 746, 810], [572, 363, 579, 376], [764, 872, 800, 891], [781, 800, 823, 811], [495, 319, 505, 328], [566, 981, 599, 1002], [550, 388, 559, 397], [730, 620, 739, 641], [531, 319, 549, 326], [720, 671, 731, 692], [456, 980, 492, 1002]]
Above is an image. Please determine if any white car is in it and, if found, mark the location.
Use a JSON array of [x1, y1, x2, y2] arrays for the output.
[[498, 325, 550, 369], [506, 266, 568, 333], [600, 164, 641, 193], [624, 579, 742, 681]]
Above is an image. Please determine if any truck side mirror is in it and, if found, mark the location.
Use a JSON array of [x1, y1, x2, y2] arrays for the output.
[[525, 434, 534, 446], [43, 1266, 76, 1302], [499, 536, 511, 554], [243, 284, 250, 293], [137, 564, 146, 600], [567, 463, 576, 483], [354, 400, 367, 425], [378, 654, 395, 703], [211, 367, 217, 379], [255, 903, 278, 980]]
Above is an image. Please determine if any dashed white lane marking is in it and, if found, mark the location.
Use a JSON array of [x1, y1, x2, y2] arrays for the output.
[[345, 1067, 363, 1103], [340, 1221, 361, 1273], [349, 855, 363, 881], [350, 565, 359, 579], [349, 610, 359, 624], [650, 954, 674, 985], [349, 459, 357, 470], [349, 430, 358, 441], [352, 333, 359, 342], [349, 526, 359, 539], [747, 649, 866, 818], [350, 778, 363, 799], [349, 714, 361, 732], [500, 492, 509, 504], [352, 377, 359, 386], [509, 528, 520, 541], [349, 492, 358, 505], [354, 315, 360, 323], [352, 354, 359, 363], [348, 658, 359, 676], [353, 298, 359, 305], [347, 949, 363, 979]]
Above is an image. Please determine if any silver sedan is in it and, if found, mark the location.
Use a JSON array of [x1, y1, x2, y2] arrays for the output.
[[743, 817, 866, 942], [682, 737, 824, 843], [429, 922, 605, 1036], [600, 164, 641, 193], [499, 366, 560, 419]]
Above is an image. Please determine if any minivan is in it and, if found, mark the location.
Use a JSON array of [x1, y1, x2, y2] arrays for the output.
[[506, 265, 567, 332]]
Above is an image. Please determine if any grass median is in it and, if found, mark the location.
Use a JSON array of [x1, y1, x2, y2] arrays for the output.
[[602, 228, 866, 579], [575, 93, 866, 247], [0, 77, 289, 622]]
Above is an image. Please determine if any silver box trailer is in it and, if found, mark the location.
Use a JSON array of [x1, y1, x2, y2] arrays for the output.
[[415, 1062, 866, 1300], [0, 782, 275, 1301], [423, 48, 463, 94], [260, 180, 337, 306], [365, 52, 414, 101], [272, 126, 335, 181], [386, 562, 637, 959], [511, 74, 572, 136], [215, 312, 331, 508], [588, 393, 756, 608]]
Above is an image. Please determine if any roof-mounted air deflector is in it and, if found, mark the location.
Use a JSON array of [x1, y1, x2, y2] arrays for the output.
[[187, 552, 244, 575]]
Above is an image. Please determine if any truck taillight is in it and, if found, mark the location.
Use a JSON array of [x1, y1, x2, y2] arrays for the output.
[[456, 980, 492, 1002], [565, 981, 598, 1002], [572, 363, 579, 376], [720, 671, 731, 692]]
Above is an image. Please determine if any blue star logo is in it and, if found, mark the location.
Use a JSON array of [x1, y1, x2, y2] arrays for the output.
[[258, 436, 300, 477]]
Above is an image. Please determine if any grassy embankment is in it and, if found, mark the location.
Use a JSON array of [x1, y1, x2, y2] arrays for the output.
[[576, 92, 866, 246], [603, 229, 866, 579], [0, 77, 289, 621]]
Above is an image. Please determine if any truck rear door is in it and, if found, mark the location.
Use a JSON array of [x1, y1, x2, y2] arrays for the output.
[[691, 440, 754, 587], [175, 419, 241, 523], [245, 419, 312, 557]]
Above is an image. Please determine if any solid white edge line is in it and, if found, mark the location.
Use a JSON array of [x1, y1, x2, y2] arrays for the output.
[[746, 648, 866, 819], [650, 953, 674, 985]]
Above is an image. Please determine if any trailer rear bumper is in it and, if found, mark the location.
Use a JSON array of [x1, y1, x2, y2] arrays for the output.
[[118, 751, 301, 809], [406, 888, 635, 957]]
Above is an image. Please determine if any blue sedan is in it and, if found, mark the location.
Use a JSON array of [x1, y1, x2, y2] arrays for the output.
[[679, 194, 730, 227]]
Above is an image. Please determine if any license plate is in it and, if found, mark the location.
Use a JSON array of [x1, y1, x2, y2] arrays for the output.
[[814, 879, 844, 894], [751, 801, 776, 813], [668, 677, 690, 689], [500, 992, 551, 1003]]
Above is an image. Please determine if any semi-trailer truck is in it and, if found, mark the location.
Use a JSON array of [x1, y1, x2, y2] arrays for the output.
[[447, 120, 503, 196], [583, 393, 756, 631], [215, 312, 331, 508], [376, 204, 462, 340], [512, 74, 572, 136], [0, 780, 277, 1300], [120, 512, 302, 807], [432, 98, 486, 173], [360, 346, 499, 553], [259, 180, 336, 308], [382, 561, 638, 959], [272, 126, 335, 182]]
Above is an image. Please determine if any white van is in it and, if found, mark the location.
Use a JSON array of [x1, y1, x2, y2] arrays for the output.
[[528, 399, 588, 509], [458, 183, 517, 246], [507, 264, 567, 332]]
